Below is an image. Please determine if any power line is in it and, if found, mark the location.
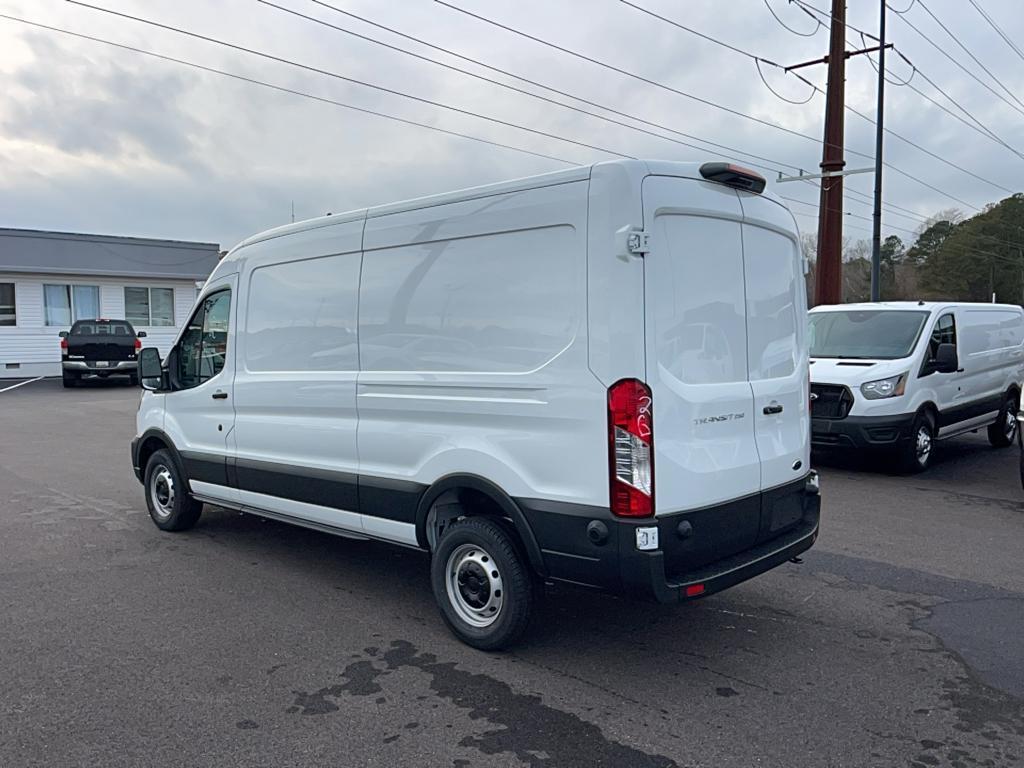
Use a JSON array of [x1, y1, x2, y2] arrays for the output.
[[0, 13, 579, 166], [301, 0, 803, 174], [434, 0, 845, 151], [912, 0, 1024, 112], [255, 0, 790, 174], [889, 3, 1024, 120], [966, 0, 1024, 63], [436, 0, 998, 211], [763, 0, 822, 37], [66, 0, 634, 161]]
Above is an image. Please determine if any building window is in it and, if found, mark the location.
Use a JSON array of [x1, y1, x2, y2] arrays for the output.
[[43, 284, 100, 326], [0, 283, 14, 326], [124, 287, 175, 327]]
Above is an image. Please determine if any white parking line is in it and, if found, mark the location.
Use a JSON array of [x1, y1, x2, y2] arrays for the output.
[[0, 376, 45, 393]]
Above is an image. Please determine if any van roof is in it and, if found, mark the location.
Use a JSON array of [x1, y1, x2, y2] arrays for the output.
[[228, 159, 785, 254], [810, 301, 1024, 313]]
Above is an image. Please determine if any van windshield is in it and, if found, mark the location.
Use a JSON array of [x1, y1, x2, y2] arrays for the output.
[[809, 310, 929, 360]]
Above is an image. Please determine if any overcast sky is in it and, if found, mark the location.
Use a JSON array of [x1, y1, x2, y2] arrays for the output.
[[1, 0, 1022, 249]]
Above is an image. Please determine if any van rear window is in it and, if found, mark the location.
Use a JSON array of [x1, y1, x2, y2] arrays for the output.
[[809, 311, 928, 360]]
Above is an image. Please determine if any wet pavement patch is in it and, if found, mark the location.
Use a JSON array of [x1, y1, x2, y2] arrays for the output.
[[290, 640, 681, 767]]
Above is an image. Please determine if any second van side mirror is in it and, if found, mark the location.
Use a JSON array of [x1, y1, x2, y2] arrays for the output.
[[934, 343, 958, 374], [138, 347, 163, 390]]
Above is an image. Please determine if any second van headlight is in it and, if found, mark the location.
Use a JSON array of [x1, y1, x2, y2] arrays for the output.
[[860, 373, 908, 399]]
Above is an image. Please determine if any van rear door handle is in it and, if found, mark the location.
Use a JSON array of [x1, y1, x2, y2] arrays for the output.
[[212, 391, 228, 400], [763, 403, 783, 415]]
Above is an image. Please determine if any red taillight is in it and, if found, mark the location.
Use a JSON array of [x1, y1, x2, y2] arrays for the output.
[[685, 584, 705, 598], [134, 337, 142, 351], [60, 337, 68, 356], [608, 379, 654, 518]]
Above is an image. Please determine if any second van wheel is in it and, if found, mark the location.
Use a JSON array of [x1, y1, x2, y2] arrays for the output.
[[901, 411, 936, 473], [987, 392, 1018, 448], [430, 516, 533, 650]]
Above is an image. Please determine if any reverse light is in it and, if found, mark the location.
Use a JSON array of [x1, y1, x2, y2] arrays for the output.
[[860, 372, 908, 400], [608, 379, 654, 518]]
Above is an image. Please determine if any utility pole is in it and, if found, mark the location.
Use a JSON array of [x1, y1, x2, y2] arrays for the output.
[[815, 0, 847, 307], [870, 0, 887, 302], [785, 2, 892, 307]]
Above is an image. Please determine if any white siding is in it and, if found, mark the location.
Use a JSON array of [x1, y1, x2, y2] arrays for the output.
[[0, 272, 198, 377]]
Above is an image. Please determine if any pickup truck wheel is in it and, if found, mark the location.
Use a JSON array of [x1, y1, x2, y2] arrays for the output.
[[62, 373, 77, 388], [129, 374, 139, 387], [144, 449, 202, 531], [987, 392, 1018, 447], [430, 517, 533, 650]]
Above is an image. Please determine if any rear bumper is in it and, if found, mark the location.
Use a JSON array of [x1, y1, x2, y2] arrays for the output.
[[517, 473, 821, 604], [63, 360, 137, 375], [812, 413, 915, 450]]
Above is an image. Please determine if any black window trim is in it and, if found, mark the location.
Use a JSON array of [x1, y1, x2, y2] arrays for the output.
[[0, 281, 15, 327], [171, 287, 232, 392]]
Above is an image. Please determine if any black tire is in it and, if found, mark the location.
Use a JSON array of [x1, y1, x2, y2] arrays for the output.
[[62, 373, 77, 388], [128, 374, 139, 387], [430, 516, 533, 650], [987, 391, 1018, 448], [143, 449, 202, 531], [900, 410, 936, 473]]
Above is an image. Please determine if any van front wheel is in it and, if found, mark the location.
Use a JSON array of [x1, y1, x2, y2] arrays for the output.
[[987, 393, 1018, 448], [430, 517, 533, 650], [901, 411, 935, 473], [144, 449, 203, 531]]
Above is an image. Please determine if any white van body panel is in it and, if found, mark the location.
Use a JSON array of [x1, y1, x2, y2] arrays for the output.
[[809, 302, 1024, 442], [358, 177, 606, 508]]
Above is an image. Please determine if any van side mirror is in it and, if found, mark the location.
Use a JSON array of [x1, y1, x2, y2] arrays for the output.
[[138, 347, 163, 390], [934, 343, 958, 374], [58, 330, 69, 338], [137, 331, 147, 338]]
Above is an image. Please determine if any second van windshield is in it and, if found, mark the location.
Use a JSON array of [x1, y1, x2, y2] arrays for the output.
[[809, 310, 929, 360]]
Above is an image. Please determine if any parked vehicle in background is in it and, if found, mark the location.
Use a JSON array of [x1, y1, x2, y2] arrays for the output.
[[60, 319, 145, 387], [130, 159, 821, 649], [809, 302, 1024, 472]]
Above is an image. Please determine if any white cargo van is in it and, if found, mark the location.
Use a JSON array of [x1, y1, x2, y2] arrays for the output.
[[131, 160, 820, 649], [809, 302, 1024, 472]]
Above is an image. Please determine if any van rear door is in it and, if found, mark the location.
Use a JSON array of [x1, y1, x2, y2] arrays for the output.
[[641, 175, 760, 539], [738, 196, 809, 500]]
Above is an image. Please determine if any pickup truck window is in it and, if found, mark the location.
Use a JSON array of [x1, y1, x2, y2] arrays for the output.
[[70, 321, 134, 336], [177, 290, 231, 389]]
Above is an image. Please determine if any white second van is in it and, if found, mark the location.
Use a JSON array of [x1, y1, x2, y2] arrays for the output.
[[131, 159, 820, 649], [809, 302, 1024, 472]]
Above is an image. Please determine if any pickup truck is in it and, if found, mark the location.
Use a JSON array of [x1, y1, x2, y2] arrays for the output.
[[59, 319, 146, 387]]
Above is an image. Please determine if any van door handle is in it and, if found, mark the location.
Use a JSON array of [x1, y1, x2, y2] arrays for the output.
[[763, 403, 783, 415], [212, 391, 228, 400]]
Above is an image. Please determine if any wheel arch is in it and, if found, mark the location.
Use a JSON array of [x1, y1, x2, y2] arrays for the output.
[[136, 428, 186, 479], [415, 474, 547, 578]]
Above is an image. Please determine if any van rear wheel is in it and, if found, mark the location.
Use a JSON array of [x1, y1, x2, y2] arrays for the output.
[[144, 449, 203, 531], [430, 517, 533, 650], [987, 392, 1018, 448]]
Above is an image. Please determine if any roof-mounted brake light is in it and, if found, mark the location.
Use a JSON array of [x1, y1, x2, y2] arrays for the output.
[[699, 162, 766, 194]]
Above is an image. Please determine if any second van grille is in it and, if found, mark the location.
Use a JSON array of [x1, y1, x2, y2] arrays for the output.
[[810, 384, 854, 420]]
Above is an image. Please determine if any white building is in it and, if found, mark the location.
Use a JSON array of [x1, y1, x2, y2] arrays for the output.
[[0, 228, 221, 378]]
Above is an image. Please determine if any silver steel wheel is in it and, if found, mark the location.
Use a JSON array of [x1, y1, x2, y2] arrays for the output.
[[445, 543, 504, 629], [1004, 408, 1017, 440], [150, 465, 175, 520], [916, 425, 932, 466]]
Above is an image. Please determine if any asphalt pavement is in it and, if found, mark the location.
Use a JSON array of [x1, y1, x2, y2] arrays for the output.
[[1, 377, 1022, 767]]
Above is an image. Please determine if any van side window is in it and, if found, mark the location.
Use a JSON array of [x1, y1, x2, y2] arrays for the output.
[[177, 290, 231, 389], [928, 313, 956, 359]]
